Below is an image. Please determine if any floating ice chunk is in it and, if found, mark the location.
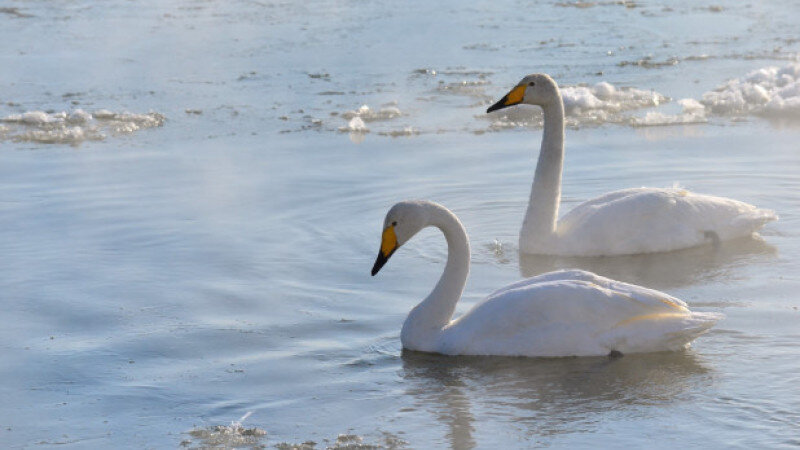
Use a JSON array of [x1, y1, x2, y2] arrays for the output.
[[67, 109, 92, 124], [2, 111, 63, 124], [763, 91, 800, 117], [339, 116, 368, 132], [562, 86, 606, 110], [561, 83, 667, 115], [630, 96, 708, 127], [341, 104, 401, 122], [111, 112, 165, 129], [187, 424, 267, 448], [678, 98, 705, 113], [630, 111, 707, 127], [592, 81, 616, 100], [745, 67, 778, 85], [1, 108, 165, 144], [349, 116, 367, 131], [437, 80, 491, 99], [701, 62, 800, 118], [24, 111, 59, 124], [379, 126, 419, 137], [15, 126, 103, 144], [93, 109, 116, 119]]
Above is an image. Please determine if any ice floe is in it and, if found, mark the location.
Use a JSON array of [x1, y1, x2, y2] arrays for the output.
[[324, 64, 800, 142], [487, 81, 669, 129], [341, 104, 401, 122], [1, 108, 165, 145], [701, 63, 800, 118], [340, 116, 368, 132], [338, 104, 412, 140], [562, 82, 667, 113], [630, 99, 708, 127]]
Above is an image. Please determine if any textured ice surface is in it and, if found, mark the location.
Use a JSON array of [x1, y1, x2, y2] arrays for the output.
[[1, 109, 165, 144], [701, 63, 800, 118], [630, 99, 708, 127], [562, 83, 667, 113]]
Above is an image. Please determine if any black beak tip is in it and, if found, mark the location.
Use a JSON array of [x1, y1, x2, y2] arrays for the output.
[[371, 252, 388, 276], [486, 95, 508, 114]]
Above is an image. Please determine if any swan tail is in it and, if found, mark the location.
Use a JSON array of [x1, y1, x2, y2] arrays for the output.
[[604, 311, 723, 354], [661, 311, 722, 349], [731, 208, 778, 231]]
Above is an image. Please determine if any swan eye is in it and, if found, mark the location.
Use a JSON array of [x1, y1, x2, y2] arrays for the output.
[[528, 82, 535, 86], [392, 221, 398, 226]]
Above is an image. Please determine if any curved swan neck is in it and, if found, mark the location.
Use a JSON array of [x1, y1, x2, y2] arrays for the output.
[[401, 203, 470, 348], [521, 96, 565, 246]]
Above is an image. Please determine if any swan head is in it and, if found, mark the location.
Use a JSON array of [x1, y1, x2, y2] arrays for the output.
[[371, 201, 428, 276], [486, 73, 560, 113]]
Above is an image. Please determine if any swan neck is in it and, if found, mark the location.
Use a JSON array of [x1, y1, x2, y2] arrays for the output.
[[522, 98, 564, 245], [401, 204, 470, 348]]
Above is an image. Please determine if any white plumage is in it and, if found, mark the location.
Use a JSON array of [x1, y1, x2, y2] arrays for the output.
[[487, 74, 777, 256], [551, 187, 777, 256], [442, 269, 719, 357]]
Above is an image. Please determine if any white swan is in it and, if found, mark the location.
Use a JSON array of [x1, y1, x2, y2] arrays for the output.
[[371, 200, 721, 357], [487, 74, 777, 256]]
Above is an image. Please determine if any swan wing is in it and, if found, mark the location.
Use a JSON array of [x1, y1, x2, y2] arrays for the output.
[[442, 270, 719, 357], [556, 188, 776, 255]]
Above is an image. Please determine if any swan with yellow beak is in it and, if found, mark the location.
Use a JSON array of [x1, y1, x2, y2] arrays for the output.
[[370, 199, 721, 357]]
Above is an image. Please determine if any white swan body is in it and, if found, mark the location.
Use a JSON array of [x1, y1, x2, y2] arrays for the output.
[[487, 74, 777, 256], [371, 200, 721, 357]]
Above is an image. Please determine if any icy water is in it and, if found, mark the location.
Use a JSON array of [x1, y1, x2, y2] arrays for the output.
[[2, 0, 800, 448]]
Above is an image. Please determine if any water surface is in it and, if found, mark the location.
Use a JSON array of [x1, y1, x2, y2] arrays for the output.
[[1, 0, 799, 448]]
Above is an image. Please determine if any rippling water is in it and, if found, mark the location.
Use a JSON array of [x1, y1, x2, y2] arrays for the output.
[[1, 0, 799, 448]]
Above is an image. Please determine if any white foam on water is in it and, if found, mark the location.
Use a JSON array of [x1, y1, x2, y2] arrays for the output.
[[701, 63, 800, 118], [0, 108, 165, 145]]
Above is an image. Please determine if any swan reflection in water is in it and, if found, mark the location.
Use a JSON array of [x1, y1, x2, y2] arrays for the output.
[[400, 350, 711, 448], [515, 235, 776, 290]]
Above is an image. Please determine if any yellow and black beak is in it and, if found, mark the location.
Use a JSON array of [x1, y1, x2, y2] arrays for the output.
[[486, 84, 527, 113], [371, 225, 398, 276]]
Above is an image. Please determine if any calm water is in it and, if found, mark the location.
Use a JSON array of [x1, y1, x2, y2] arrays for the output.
[[1, 1, 799, 448]]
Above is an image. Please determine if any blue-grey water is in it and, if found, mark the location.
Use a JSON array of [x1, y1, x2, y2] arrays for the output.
[[1, 1, 799, 448]]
